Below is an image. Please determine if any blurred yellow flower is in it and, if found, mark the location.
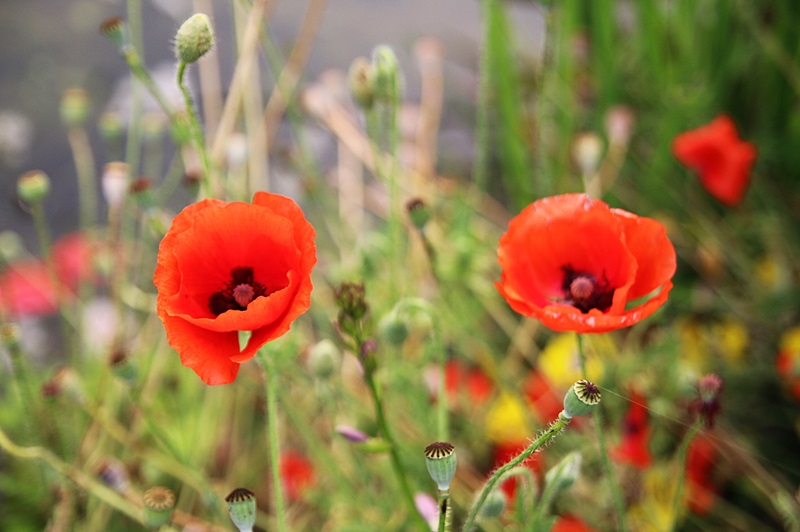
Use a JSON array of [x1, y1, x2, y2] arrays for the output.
[[537, 333, 609, 389], [627, 465, 678, 532], [485, 392, 531, 444], [678, 316, 749, 372]]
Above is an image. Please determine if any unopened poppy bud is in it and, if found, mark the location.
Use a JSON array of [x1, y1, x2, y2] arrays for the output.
[[17, 170, 50, 206], [689, 373, 723, 427], [335, 424, 369, 443], [130, 178, 154, 209], [563, 380, 601, 418], [478, 489, 507, 519], [225, 488, 256, 532], [348, 57, 374, 109], [102, 162, 129, 208], [99, 111, 124, 142], [110, 349, 137, 384], [100, 16, 128, 51], [406, 197, 431, 231], [334, 281, 368, 321], [307, 339, 341, 379], [359, 338, 378, 374], [544, 451, 582, 493], [142, 486, 175, 529], [372, 45, 401, 104], [424, 441, 457, 491], [60, 88, 90, 128], [572, 132, 604, 175], [175, 13, 214, 64], [379, 312, 409, 347]]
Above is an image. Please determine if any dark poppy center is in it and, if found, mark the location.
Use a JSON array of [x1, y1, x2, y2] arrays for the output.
[[561, 266, 614, 313], [209, 267, 269, 316]]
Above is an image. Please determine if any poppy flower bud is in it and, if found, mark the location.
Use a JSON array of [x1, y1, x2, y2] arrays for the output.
[[371, 45, 402, 104], [99, 111, 124, 143], [110, 349, 137, 385], [307, 339, 341, 379], [359, 338, 378, 374], [379, 311, 409, 347], [544, 452, 582, 493], [572, 132, 604, 175], [334, 281, 368, 320], [17, 170, 50, 206], [406, 197, 431, 231], [102, 162, 129, 209], [175, 13, 215, 64], [60, 88, 90, 128], [130, 177, 154, 210], [424, 441, 457, 491], [562, 380, 601, 418], [100, 16, 128, 51], [348, 56, 374, 109], [226, 488, 257, 532], [142, 486, 175, 529], [478, 489, 507, 519], [689, 373, 723, 427]]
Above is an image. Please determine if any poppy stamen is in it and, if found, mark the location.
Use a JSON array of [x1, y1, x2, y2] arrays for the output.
[[560, 266, 614, 314], [209, 267, 269, 316], [569, 276, 594, 303]]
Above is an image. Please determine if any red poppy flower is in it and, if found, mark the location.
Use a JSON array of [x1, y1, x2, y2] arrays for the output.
[[685, 433, 717, 514], [672, 115, 757, 207], [496, 194, 676, 333], [443, 359, 494, 407], [154, 192, 316, 385], [0, 232, 94, 317], [610, 390, 652, 469], [280, 450, 316, 501], [552, 515, 598, 532]]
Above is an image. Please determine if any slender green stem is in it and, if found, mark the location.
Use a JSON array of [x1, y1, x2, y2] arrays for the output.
[[363, 371, 429, 530], [177, 61, 213, 197], [576, 334, 627, 532], [257, 350, 288, 532], [463, 412, 572, 532], [669, 420, 703, 532], [437, 489, 451, 532]]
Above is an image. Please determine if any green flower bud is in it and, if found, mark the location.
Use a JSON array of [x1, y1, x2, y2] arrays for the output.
[[371, 45, 401, 104], [307, 339, 341, 379], [99, 111, 124, 142], [478, 489, 506, 519], [563, 380, 601, 418], [175, 13, 215, 64], [142, 486, 175, 529], [100, 17, 128, 51], [544, 451, 582, 493], [225, 488, 256, 532], [348, 56, 374, 109], [424, 441, 457, 491], [406, 198, 431, 231], [60, 88, 90, 128], [17, 170, 50, 205], [379, 312, 409, 347]]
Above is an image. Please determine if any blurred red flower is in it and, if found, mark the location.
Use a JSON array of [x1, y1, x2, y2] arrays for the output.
[[685, 433, 718, 514], [775, 326, 800, 400], [0, 232, 94, 317], [673, 115, 757, 207], [610, 390, 652, 469], [280, 450, 316, 501], [443, 359, 494, 407], [154, 192, 316, 385], [496, 194, 676, 333], [551, 515, 598, 532]]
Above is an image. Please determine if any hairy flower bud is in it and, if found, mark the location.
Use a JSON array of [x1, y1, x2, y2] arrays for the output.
[[348, 56, 374, 109], [175, 13, 215, 64], [17, 170, 50, 206]]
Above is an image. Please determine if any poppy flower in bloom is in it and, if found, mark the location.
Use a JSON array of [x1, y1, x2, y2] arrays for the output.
[[496, 194, 676, 333], [776, 326, 800, 400], [154, 192, 316, 385], [685, 433, 718, 514], [279, 450, 316, 501], [551, 515, 598, 532], [672, 115, 757, 207], [610, 389, 653, 469]]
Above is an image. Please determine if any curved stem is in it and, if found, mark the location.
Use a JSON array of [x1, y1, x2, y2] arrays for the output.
[[177, 61, 213, 197], [462, 412, 572, 532], [669, 420, 702, 532], [257, 350, 288, 532], [576, 334, 628, 532]]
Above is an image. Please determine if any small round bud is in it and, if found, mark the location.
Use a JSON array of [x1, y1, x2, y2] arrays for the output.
[[175, 13, 215, 64], [562, 380, 601, 418], [130, 178, 155, 210], [478, 489, 507, 519], [544, 451, 582, 493], [102, 161, 129, 208], [371, 45, 402, 104], [60, 88, 90, 128], [379, 312, 409, 347], [424, 441, 457, 491], [17, 170, 50, 205], [406, 198, 431, 231], [143, 486, 175, 529], [572, 132, 604, 175], [225, 488, 256, 532], [348, 57, 374, 109], [100, 17, 128, 51], [99, 111, 124, 142], [307, 339, 341, 379], [110, 349, 137, 385]]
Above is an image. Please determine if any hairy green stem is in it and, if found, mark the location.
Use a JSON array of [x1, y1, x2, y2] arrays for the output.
[[463, 412, 572, 531], [576, 334, 627, 532], [257, 350, 288, 532], [437, 489, 452, 532]]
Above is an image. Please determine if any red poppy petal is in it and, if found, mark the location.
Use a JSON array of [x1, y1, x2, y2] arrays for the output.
[[498, 194, 636, 314], [0, 261, 60, 316], [613, 209, 676, 300], [159, 314, 240, 385]]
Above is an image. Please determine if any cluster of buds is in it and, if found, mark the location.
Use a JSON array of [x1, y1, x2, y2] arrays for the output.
[[689, 373, 724, 427], [347, 45, 402, 110], [333, 281, 378, 373]]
